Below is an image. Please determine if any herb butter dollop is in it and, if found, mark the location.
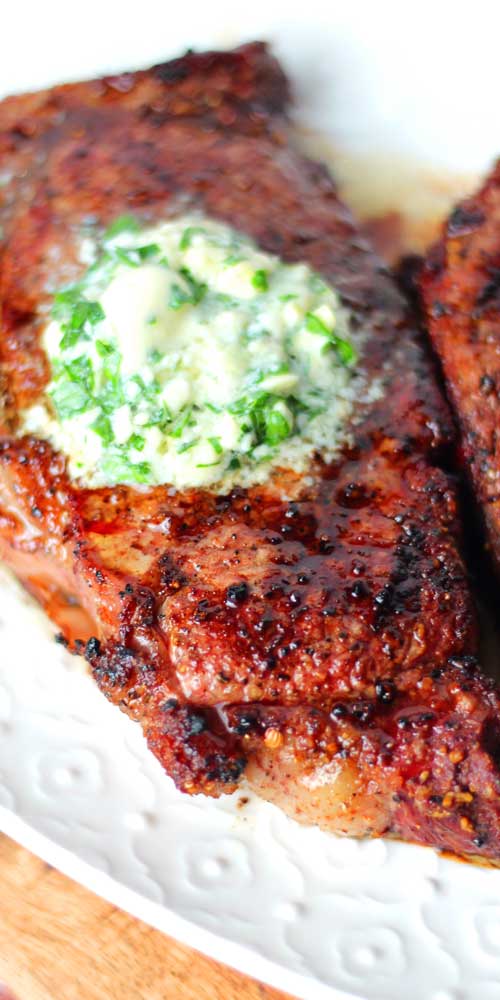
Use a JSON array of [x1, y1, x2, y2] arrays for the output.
[[22, 214, 363, 489]]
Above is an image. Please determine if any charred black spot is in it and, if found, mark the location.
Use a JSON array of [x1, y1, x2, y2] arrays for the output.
[[54, 632, 68, 647], [318, 535, 335, 555], [400, 711, 435, 729], [84, 636, 101, 660], [154, 59, 190, 83], [337, 482, 370, 509], [373, 583, 394, 610], [331, 703, 348, 719], [398, 713, 427, 729], [479, 374, 496, 396], [194, 597, 222, 622], [447, 205, 485, 236], [374, 520, 427, 628], [159, 553, 188, 590], [448, 655, 479, 674], [225, 581, 249, 607], [375, 678, 397, 704], [232, 709, 259, 735], [93, 652, 134, 687], [474, 268, 500, 312], [430, 300, 450, 318], [115, 644, 136, 659], [31, 505, 42, 519], [350, 580, 370, 599], [185, 711, 208, 736], [473, 834, 487, 848], [350, 700, 374, 724], [161, 697, 179, 711], [206, 754, 246, 784], [267, 534, 282, 546], [130, 587, 156, 627], [352, 560, 366, 576]]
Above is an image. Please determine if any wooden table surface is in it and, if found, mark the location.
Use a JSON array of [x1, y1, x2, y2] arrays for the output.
[[0, 834, 292, 1000]]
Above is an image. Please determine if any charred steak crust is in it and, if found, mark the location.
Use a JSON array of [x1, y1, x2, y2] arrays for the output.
[[0, 43, 499, 860], [420, 163, 500, 573]]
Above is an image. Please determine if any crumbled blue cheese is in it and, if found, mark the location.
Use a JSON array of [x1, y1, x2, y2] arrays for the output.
[[21, 214, 367, 489]]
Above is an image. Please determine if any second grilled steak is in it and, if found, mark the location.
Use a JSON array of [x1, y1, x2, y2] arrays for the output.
[[420, 163, 500, 573]]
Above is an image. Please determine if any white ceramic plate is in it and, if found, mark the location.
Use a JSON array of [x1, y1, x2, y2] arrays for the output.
[[2, 4, 500, 999]]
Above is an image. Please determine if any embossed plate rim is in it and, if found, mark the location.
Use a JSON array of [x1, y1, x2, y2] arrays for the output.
[[2, 6, 500, 1000], [0, 804, 356, 1000]]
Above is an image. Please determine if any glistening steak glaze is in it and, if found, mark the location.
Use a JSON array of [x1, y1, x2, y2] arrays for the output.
[[2, 42, 500, 862]]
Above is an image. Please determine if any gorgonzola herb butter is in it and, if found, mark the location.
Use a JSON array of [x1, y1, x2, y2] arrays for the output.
[[22, 214, 363, 489]]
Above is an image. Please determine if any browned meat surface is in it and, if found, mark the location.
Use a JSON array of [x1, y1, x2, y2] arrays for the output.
[[420, 164, 500, 573], [1, 43, 500, 861]]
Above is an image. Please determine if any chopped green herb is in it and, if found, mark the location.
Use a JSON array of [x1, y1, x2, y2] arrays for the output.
[[333, 338, 357, 365], [63, 355, 94, 390], [251, 269, 269, 292], [151, 402, 173, 427], [91, 413, 113, 445], [50, 380, 92, 420], [179, 226, 206, 250], [207, 436, 223, 454], [128, 433, 145, 451], [59, 300, 105, 349], [213, 292, 239, 310], [113, 243, 160, 267], [50, 355, 95, 419], [306, 312, 356, 365], [52, 285, 84, 320], [170, 266, 207, 309], [177, 438, 199, 454], [306, 312, 331, 336], [255, 363, 290, 384], [101, 451, 151, 484], [98, 374, 124, 415], [95, 339, 116, 358], [263, 407, 292, 445], [103, 215, 140, 241], [223, 254, 244, 267], [169, 407, 194, 438]]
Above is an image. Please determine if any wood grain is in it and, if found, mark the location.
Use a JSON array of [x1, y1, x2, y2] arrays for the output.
[[0, 834, 292, 1000]]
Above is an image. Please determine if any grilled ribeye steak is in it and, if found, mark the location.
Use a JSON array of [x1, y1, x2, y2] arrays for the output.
[[1, 42, 500, 861], [420, 164, 500, 574]]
